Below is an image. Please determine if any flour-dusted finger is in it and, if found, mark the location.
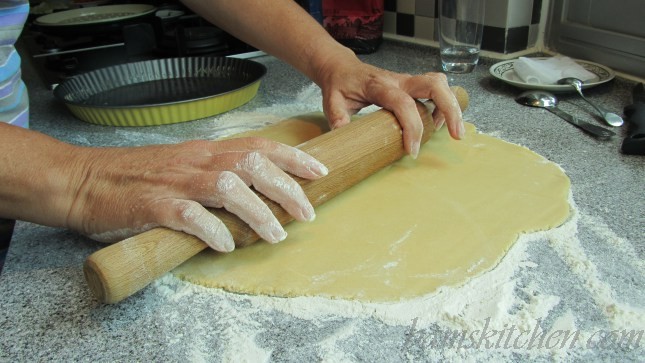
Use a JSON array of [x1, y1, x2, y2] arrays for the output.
[[149, 199, 235, 252], [233, 152, 316, 222], [261, 142, 328, 179], [202, 152, 317, 222], [207, 137, 328, 179], [209, 171, 287, 244]]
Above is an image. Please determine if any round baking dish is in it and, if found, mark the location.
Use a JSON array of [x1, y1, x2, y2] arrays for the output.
[[53, 56, 267, 126]]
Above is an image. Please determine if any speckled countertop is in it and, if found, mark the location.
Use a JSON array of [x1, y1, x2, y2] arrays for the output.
[[1, 40, 643, 361]]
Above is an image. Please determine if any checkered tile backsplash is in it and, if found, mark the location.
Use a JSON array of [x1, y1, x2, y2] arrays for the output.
[[384, 0, 543, 54]]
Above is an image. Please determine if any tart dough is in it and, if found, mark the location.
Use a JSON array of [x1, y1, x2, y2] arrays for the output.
[[173, 114, 571, 302]]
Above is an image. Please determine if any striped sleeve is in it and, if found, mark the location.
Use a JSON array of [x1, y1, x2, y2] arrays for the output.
[[0, 0, 29, 128]]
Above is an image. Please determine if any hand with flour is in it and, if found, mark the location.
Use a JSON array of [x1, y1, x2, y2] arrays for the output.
[[0, 124, 326, 252], [181, 0, 465, 159]]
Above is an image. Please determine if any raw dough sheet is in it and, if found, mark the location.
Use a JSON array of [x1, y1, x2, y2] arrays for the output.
[[173, 115, 571, 302]]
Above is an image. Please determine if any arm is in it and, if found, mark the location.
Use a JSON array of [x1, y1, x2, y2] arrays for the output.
[[181, 0, 465, 158], [0, 123, 326, 251], [181, 0, 344, 85]]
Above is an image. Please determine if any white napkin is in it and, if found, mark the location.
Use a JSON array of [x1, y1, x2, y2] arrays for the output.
[[514, 56, 597, 85]]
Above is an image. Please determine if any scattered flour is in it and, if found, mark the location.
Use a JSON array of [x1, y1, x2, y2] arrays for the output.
[[547, 212, 645, 332], [148, 83, 643, 361], [152, 197, 643, 360]]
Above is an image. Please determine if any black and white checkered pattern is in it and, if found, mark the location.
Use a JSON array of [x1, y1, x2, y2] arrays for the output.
[[383, 0, 543, 54]]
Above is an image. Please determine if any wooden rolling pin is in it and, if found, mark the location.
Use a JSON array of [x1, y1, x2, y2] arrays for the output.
[[84, 87, 469, 304]]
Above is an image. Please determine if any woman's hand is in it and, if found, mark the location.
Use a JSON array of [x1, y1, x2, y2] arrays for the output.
[[0, 124, 327, 253], [179, 0, 464, 159], [63, 137, 327, 252], [62, 137, 327, 252], [313, 50, 465, 159]]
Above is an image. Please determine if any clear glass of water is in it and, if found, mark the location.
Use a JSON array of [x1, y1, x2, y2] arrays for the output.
[[438, 0, 486, 74]]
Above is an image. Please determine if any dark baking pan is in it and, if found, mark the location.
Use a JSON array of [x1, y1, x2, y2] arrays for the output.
[[53, 56, 267, 126]]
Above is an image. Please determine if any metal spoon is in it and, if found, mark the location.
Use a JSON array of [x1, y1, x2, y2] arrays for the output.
[[557, 77, 624, 127], [515, 90, 615, 139]]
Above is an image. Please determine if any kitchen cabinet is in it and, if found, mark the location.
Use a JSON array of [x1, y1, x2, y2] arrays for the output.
[[547, 0, 645, 78]]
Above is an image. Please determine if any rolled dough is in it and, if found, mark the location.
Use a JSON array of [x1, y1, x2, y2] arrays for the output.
[[173, 115, 571, 302]]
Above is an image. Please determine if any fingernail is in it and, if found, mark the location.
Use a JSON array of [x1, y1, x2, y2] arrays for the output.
[[458, 122, 466, 138], [221, 238, 235, 253], [268, 222, 287, 243], [302, 203, 316, 222], [210, 234, 235, 253], [309, 160, 329, 177], [410, 141, 420, 159], [434, 118, 445, 131], [208, 226, 235, 252], [333, 117, 351, 130]]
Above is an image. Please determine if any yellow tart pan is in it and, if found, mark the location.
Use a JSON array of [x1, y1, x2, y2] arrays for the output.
[[53, 56, 266, 126]]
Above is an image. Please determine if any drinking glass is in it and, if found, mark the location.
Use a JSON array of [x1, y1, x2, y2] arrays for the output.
[[438, 0, 486, 73]]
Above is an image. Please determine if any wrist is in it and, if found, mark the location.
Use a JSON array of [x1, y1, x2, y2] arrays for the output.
[[306, 42, 359, 87], [0, 125, 76, 226], [44, 144, 96, 230]]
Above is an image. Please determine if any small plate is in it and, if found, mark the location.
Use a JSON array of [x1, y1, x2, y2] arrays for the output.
[[71, 0, 111, 8], [489, 58, 615, 92], [34, 4, 155, 27]]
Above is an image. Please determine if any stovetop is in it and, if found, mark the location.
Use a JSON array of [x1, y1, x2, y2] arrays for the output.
[[21, 3, 259, 89]]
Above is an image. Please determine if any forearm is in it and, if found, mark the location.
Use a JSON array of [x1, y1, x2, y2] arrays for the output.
[[180, 0, 358, 85], [0, 123, 84, 227]]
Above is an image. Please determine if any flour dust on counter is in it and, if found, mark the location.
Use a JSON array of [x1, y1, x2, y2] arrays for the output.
[[153, 202, 643, 361]]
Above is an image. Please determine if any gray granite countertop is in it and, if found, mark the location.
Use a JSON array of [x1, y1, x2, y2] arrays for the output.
[[1, 40, 643, 362]]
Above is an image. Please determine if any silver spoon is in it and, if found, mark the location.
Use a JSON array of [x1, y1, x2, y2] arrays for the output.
[[557, 77, 624, 127], [515, 90, 615, 139]]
